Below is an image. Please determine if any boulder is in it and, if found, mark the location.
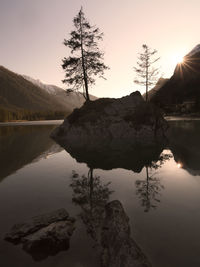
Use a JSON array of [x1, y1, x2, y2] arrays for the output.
[[101, 200, 151, 267], [5, 209, 76, 261], [51, 91, 168, 148]]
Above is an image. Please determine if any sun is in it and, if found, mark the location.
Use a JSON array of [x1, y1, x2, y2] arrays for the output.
[[169, 52, 185, 69], [176, 55, 184, 64]]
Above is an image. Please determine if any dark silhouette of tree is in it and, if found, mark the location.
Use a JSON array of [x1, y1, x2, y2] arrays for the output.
[[135, 166, 164, 212], [70, 168, 113, 243], [150, 152, 173, 170], [135, 152, 172, 212], [134, 44, 160, 101], [62, 7, 109, 101]]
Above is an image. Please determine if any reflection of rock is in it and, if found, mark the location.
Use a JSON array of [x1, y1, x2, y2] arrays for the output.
[[55, 142, 165, 173], [70, 170, 151, 266], [51, 91, 168, 147], [5, 209, 75, 261], [169, 121, 200, 175], [101, 200, 151, 267]]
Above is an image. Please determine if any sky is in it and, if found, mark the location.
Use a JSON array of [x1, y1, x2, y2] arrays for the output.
[[0, 0, 200, 98]]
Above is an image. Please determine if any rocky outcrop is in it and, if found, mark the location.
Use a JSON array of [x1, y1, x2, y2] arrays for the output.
[[5, 209, 76, 261], [101, 200, 151, 267], [51, 91, 168, 148]]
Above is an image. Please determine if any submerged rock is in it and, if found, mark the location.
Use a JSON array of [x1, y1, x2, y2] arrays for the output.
[[51, 91, 168, 148], [101, 200, 151, 267], [5, 209, 76, 261]]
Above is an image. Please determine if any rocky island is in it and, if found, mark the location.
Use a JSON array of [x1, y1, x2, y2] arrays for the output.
[[51, 91, 168, 149]]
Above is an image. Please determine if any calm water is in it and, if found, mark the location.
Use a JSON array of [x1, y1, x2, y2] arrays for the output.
[[0, 120, 200, 267]]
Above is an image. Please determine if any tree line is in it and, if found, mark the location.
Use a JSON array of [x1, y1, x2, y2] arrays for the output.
[[0, 108, 69, 122], [62, 7, 160, 102]]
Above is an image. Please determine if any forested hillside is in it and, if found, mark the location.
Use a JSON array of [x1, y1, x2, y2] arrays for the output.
[[0, 66, 86, 121]]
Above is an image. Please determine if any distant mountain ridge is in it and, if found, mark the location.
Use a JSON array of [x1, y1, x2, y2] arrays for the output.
[[23, 75, 63, 95], [22, 74, 89, 111], [0, 66, 69, 112], [0, 66, 96, 121]]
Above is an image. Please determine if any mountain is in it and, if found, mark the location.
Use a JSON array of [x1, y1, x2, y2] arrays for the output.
[[0, 66, 96, 121], [22, 75, 96, 112], [0, 66, 69, 112], [143, 78, 169, 100], [151, 44, 200, 112], [23, 75, 63, 95]]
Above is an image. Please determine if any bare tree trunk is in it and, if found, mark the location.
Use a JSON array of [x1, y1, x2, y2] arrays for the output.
[[88, 168, 94, 210], [146, 54, 148, 102], [146, 166, 150, 211], [79, 11, 90, 101]]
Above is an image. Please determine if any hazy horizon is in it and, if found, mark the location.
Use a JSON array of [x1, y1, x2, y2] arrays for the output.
[[0, 0, 199, 98]]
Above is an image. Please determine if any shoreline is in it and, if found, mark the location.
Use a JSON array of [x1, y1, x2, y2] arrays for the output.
[[0, 120, 64, 126], [165, 116, 200, 121], [1, 116, 200, 126]]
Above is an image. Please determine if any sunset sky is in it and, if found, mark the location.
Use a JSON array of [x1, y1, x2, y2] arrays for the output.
[[0, 0, 199, 98]]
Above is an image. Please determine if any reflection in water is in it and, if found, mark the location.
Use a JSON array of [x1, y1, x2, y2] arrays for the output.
[[65, 139, 173, 213], [0, 125, 62, 181], [135, 152, 172, 212], [136, 166, 164, 212], [70, 168, 113, 244], [169, 121, 200, 175], [61, 134, 174, 213], [59, 140, 165, 173], [70, 169, 152, 266], [1, 121, 200, 266], [101, 200, 151, 267], [54, 120, 200, 177]]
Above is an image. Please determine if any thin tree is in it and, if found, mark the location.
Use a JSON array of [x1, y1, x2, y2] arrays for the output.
[[134, 44, 160, 101], [62, 7, 109, 101]]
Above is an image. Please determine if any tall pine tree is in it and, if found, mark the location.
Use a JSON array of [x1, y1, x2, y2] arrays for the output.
[[134, 44, 160, 101], [62, 7, 109, 101]]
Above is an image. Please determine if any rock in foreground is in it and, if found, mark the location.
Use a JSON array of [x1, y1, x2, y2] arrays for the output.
[[51, 91, 168, 148], [101, 200, 152, 267], [5, 209, 76, 261]]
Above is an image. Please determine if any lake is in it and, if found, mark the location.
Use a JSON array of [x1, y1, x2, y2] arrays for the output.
[[0, 120, 200, 267]]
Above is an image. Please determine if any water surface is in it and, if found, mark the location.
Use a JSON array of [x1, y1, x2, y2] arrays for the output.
[[0, 120, 200, 267]]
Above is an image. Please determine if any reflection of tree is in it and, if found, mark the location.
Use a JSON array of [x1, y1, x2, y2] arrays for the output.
[[136, 166, 163, 212], [70, 168, 113, 243], [135, 152, 172, 212], [150, 152, 173, 170]]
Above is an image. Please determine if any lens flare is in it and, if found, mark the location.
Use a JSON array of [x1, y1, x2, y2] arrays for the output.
[[177, 163, 182, 168]]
